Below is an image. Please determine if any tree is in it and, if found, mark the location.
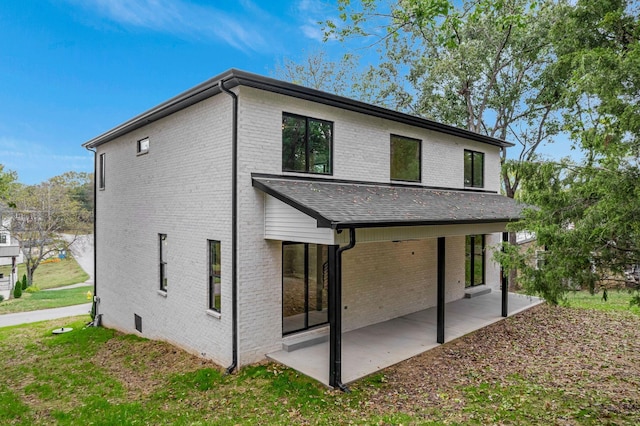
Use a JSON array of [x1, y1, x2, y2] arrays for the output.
[[498, 0, 640, 304], [0, 164, 17, 201], [279, 0, 567, 288], [2, 173, 91, 286]]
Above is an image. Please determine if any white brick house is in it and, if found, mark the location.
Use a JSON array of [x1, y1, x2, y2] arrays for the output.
[[83, 69, 525, 388]]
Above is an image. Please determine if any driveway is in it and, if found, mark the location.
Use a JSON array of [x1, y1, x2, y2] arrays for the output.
[[62, 233, 94, 280]]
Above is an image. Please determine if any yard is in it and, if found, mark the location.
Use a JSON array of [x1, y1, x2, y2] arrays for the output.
[[0, 291, 638, 425]]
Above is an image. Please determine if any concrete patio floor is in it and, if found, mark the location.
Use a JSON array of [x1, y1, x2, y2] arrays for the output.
[[267, 291, 544, 387]]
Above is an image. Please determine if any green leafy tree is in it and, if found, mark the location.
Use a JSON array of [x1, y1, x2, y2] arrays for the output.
[[499, 0, 640, 304]]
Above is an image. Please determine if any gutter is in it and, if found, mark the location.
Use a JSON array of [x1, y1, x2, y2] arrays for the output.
[[219, 79, 239, 375], [329, 227, 356, 392], [84, 146, 99, 326]]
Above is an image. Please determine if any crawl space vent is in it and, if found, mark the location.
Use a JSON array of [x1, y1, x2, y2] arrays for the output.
[[134, 314, 142, 333]]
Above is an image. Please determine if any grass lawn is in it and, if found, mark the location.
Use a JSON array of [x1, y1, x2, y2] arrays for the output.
[[0, 285, 92, 315], [0, 294, 638, 424], [0, 255, 89, 290], [564, 288, 640, 315]]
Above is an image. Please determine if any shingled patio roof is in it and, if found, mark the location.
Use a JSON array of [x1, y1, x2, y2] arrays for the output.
[[252, 175, 525, 230]]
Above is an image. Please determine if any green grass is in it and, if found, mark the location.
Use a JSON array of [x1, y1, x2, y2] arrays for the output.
[[0, 296, 638, 424], [0, 285, 92, 315], [564, 289, 640, 315], [0, 255, 89, 290]]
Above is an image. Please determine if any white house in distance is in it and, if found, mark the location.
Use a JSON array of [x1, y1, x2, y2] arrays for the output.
[[83, 69, 534, 389], [0, 217, 22, 299]]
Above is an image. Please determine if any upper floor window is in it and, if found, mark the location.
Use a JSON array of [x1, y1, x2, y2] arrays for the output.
[[282, 113, 332, 175], [137, 137, 149, 155], [464, 150, 484, 188], [390, 135, 421, 182], [99, 153, 106, 190]]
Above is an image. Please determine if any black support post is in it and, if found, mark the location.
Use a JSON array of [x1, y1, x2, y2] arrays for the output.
[[437, 237, 445, 344], [328, 244, 339, 388], [501, 232, 509, 317]]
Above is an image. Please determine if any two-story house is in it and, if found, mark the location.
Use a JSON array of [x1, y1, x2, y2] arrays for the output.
[[83, 69, 536, 389]]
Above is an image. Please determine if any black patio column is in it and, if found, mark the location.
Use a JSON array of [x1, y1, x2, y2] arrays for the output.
[[437, 237, 445, 344], [328, 244, 340, 388], [501, 232, 509, 317]]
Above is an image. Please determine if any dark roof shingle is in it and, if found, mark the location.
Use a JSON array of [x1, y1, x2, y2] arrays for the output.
[[252, 175, 525, 229]]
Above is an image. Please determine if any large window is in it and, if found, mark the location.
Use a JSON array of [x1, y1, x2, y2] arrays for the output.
[[209, 240, 221, 312], [282, 113, 332, 175], [465, 235, 485, 287], [159, 234, 167, 292], [99, 153, 106, 190], [390, 135, 421, 182], [282, 242, 329, 335], [464, 150, 484, 188]]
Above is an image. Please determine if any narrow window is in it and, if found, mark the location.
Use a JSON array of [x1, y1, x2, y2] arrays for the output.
[[390, 135, 421, 182], [137, 137, 149, 155], [465, 235, 485, 287], [159, 234, 167, 291], [282, 242, 329, 335], [0, 234, 6, 244], [464, 150, 484, 188], [282, 113, 333, 175], [209, 240, 221, 312], [99, 153, 106, 190]]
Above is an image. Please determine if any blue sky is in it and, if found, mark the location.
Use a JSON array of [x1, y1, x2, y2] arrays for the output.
[[1, 0, 567, 185], [0, 0, 339, 184]]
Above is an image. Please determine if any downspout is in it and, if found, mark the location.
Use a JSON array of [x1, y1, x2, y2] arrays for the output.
[[219, 79, 238, 374], [330, 227, 356, 392], [85, 146, 99, 326]]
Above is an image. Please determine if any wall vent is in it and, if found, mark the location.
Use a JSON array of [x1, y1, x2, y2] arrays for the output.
[[134, 314, 142, 333]]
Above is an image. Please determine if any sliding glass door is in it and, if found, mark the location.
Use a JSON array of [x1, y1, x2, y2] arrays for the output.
[[282, 242, 328, 335]]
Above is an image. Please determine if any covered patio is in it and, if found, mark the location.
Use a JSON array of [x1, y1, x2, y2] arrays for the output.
[[253, 174, 529, 389], [268, 291, 543, 386]]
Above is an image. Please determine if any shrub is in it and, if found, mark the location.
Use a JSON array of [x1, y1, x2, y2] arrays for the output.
[[13, 283, 22, 299], [25, 286, 40, 293], [21, 275, 27, 290], [0, 294, 4, 303]]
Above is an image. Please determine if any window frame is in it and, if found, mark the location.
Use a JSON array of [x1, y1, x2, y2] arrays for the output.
[[208, 240, 221, 312], [0, 234, 6, 244], [464, 150, 484, 188], [282, 112, 333, 175], [282, 241, 329, 335], [98, 153, 106, 190], [159, 234, 167, 292], [390, 134, 422, 182], [137, 137, 150, 155], [465, 234, 486, 287]]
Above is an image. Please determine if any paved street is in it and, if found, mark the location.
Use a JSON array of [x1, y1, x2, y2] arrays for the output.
[[0, 303, 92, 328]]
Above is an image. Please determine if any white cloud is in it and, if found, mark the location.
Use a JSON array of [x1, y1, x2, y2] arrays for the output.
[[0, 137, 92, 184], [68, 0, 274, 54]]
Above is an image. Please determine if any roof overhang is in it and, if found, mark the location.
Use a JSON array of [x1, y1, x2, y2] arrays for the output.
[[0, 245, 21, 258], [252, 174, 525, 231], [83, 69, 514, 150]]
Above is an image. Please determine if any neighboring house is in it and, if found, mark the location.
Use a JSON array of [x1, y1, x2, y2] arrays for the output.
[[0, 217, 22, 299], [83, 69, 524, 388]]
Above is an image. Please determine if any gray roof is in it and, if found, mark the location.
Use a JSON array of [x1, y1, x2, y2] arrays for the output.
[[252, 175, 525, 229], [83, 69, 514, 149]]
